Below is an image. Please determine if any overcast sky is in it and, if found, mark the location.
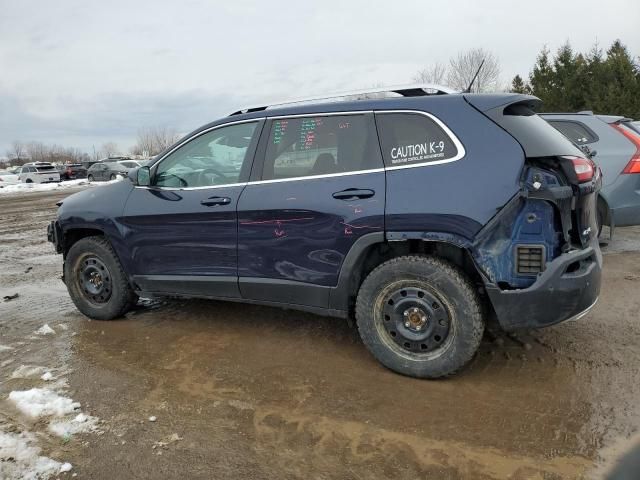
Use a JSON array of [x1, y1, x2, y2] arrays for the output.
[[1, 0, 638, 155]]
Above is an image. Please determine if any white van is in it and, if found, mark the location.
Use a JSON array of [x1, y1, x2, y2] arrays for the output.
[[18, 162, 61, 183]]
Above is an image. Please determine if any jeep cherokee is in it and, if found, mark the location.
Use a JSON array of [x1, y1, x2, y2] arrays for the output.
[[47, 85, 602, 378]]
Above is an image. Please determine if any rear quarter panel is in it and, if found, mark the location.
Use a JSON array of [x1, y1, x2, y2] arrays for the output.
[[381, 96, 525, 238]]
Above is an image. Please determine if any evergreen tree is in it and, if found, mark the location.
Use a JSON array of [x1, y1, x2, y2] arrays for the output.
[[510, 74, 531, 94], [523, 40, 639, 117], [529, 47, 555, 108]]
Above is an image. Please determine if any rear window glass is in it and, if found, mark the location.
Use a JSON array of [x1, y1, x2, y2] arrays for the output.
[[261, 114, 382, 180], [375, 113, 459, 167], [548, 120, 598, 145], [36, 166, 55, 172]]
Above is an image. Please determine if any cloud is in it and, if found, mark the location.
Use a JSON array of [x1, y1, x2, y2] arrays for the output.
[[0, 0, 638, 153]]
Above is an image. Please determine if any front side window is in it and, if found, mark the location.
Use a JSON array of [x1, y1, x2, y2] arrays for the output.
[[154, 122, 258, 188], [376, 112, 460, 167], [261, 114, 382, 180]]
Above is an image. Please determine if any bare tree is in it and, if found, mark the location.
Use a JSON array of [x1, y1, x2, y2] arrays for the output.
[[101, 142, 119, 158], [26, 141, 47, 163], [447, 48, 501, 93], [133, 126, 181, 156], [7, 141, 27, 164], [412, 62, 447, 85]]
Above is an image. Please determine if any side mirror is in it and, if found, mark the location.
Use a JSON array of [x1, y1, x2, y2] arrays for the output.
[[130, 166, 151, 186]]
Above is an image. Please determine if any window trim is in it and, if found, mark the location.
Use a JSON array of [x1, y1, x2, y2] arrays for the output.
[[547, 119, 599, 145], [251, 111, 383, 184], [139, 118, 264, 191], [374, 110, 466, 170]]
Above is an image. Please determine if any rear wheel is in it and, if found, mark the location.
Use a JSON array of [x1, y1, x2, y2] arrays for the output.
[[64, 236, 138, 320], [109, 173, 116, 181], [25, 178, 33, 184], [87, 174, 94, 182], [356, 255, 484, 378]]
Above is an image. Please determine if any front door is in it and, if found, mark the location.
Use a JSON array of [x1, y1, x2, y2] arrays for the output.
[[237, 112, 385, 307], [121, 120, 263, 298]]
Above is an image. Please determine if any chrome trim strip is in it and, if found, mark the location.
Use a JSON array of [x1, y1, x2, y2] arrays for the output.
[[246, 168, 385, 186], [153, 118, 263, 166], [567, 297, 599, 322], [376, 110, 466, 166], [134, 182, 247, 191], [138, 109, 466, 191], [268, 110, 372, 120]]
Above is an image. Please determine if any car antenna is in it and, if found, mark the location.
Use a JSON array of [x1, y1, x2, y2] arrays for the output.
[[464, 59, 485, 93]]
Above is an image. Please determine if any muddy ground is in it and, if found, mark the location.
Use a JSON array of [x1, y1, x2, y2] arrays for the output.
[[0, 188, 639, 479]]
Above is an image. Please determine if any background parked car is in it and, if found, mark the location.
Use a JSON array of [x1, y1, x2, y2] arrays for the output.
[[0, 169, 20, 187], [542, 112, 640, 233], [118, 160, 143, 169], [18, 162, 61, 183], [86, 161, 132, 182], [57, 163, 88, 180]]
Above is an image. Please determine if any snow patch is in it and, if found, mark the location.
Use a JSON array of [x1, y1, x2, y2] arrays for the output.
[[35, 324, 55, 335], [0, 430, 62, 480], [49, 413, 99, 437], [11, 365, 48, 379], [9, 388, 80, 418], [41, 372, 54, 381], [0, 345, 14, 352]]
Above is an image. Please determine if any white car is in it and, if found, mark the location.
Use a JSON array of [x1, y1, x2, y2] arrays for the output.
[[118, 160, 143, 169], [18, 162, 61, 183], [0, 169, 20, 187]]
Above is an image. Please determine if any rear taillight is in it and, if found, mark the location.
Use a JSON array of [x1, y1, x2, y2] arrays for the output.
[[611, 123, 640, 174], [562, 155, 595, 182]]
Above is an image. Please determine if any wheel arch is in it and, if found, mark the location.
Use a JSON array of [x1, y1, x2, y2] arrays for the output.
[[329, 232, 484, 317], [62, 227, 107, 258]]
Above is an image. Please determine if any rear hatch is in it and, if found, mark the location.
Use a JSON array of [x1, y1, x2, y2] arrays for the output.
[[465, 94, 601, 251], [36, 165, 60, 180]]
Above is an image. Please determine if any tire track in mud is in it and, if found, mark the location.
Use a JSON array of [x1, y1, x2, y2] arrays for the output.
[[1, 190, 639, 479]]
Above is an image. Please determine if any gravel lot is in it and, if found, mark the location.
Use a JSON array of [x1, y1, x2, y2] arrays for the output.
[[0, 188, 639, 479]]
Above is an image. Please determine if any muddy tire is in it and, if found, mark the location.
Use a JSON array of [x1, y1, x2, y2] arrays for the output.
[[64, 236, 138, 320], [356, 255, 484, 379]]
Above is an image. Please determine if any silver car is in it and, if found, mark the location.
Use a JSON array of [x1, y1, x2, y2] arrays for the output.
[[541, 112, 640, 233]]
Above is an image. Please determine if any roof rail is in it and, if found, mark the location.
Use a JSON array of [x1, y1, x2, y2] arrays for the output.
[[229, 83, 457, 116]]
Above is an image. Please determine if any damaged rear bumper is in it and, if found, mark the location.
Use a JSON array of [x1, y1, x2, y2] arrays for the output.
[[485, 246, 601, 330]]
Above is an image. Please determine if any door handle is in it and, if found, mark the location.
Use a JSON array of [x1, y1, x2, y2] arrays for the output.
[[201, 196, 231, 206], [332, 188, 375, 200]]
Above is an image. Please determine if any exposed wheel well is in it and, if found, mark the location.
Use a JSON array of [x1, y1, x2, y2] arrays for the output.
[[345, 240, 484, 318], [63, 228, 105, 257], [597, 194, 610, 227]]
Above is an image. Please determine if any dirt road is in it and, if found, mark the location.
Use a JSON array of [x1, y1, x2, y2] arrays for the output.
[[1, 189, 639, 479]]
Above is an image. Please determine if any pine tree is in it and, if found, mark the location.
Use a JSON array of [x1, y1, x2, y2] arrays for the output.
[[529, 47, 556, 109], [510, 74, 531, 94], [602, 40, 639, 118]]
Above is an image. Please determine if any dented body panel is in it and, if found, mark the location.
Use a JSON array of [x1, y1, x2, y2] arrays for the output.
[[48, 92, 602, 330]]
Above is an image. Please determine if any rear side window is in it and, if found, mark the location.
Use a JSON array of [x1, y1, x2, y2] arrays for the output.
[[548, 120, 598, 145], [261, 114, 382, 180], [375, 112, 460, 168]]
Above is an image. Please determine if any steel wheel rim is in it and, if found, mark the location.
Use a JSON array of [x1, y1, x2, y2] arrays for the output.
[[375, 282, 454, 358], [77, 255, 112, 305]]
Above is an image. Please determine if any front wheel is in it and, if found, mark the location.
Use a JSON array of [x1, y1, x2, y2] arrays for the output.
[[87, 174, 94, 182], [109, 173, 116, 181], [356, 255, 484, 379], [64, 236, 138, 320]]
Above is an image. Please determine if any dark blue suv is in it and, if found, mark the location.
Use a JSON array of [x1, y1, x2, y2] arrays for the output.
[[47, 86, 602, 378]]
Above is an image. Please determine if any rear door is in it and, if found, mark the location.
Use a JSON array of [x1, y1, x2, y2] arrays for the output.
[[237, 112, 385, 307], [121, 119, 263, 298]]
